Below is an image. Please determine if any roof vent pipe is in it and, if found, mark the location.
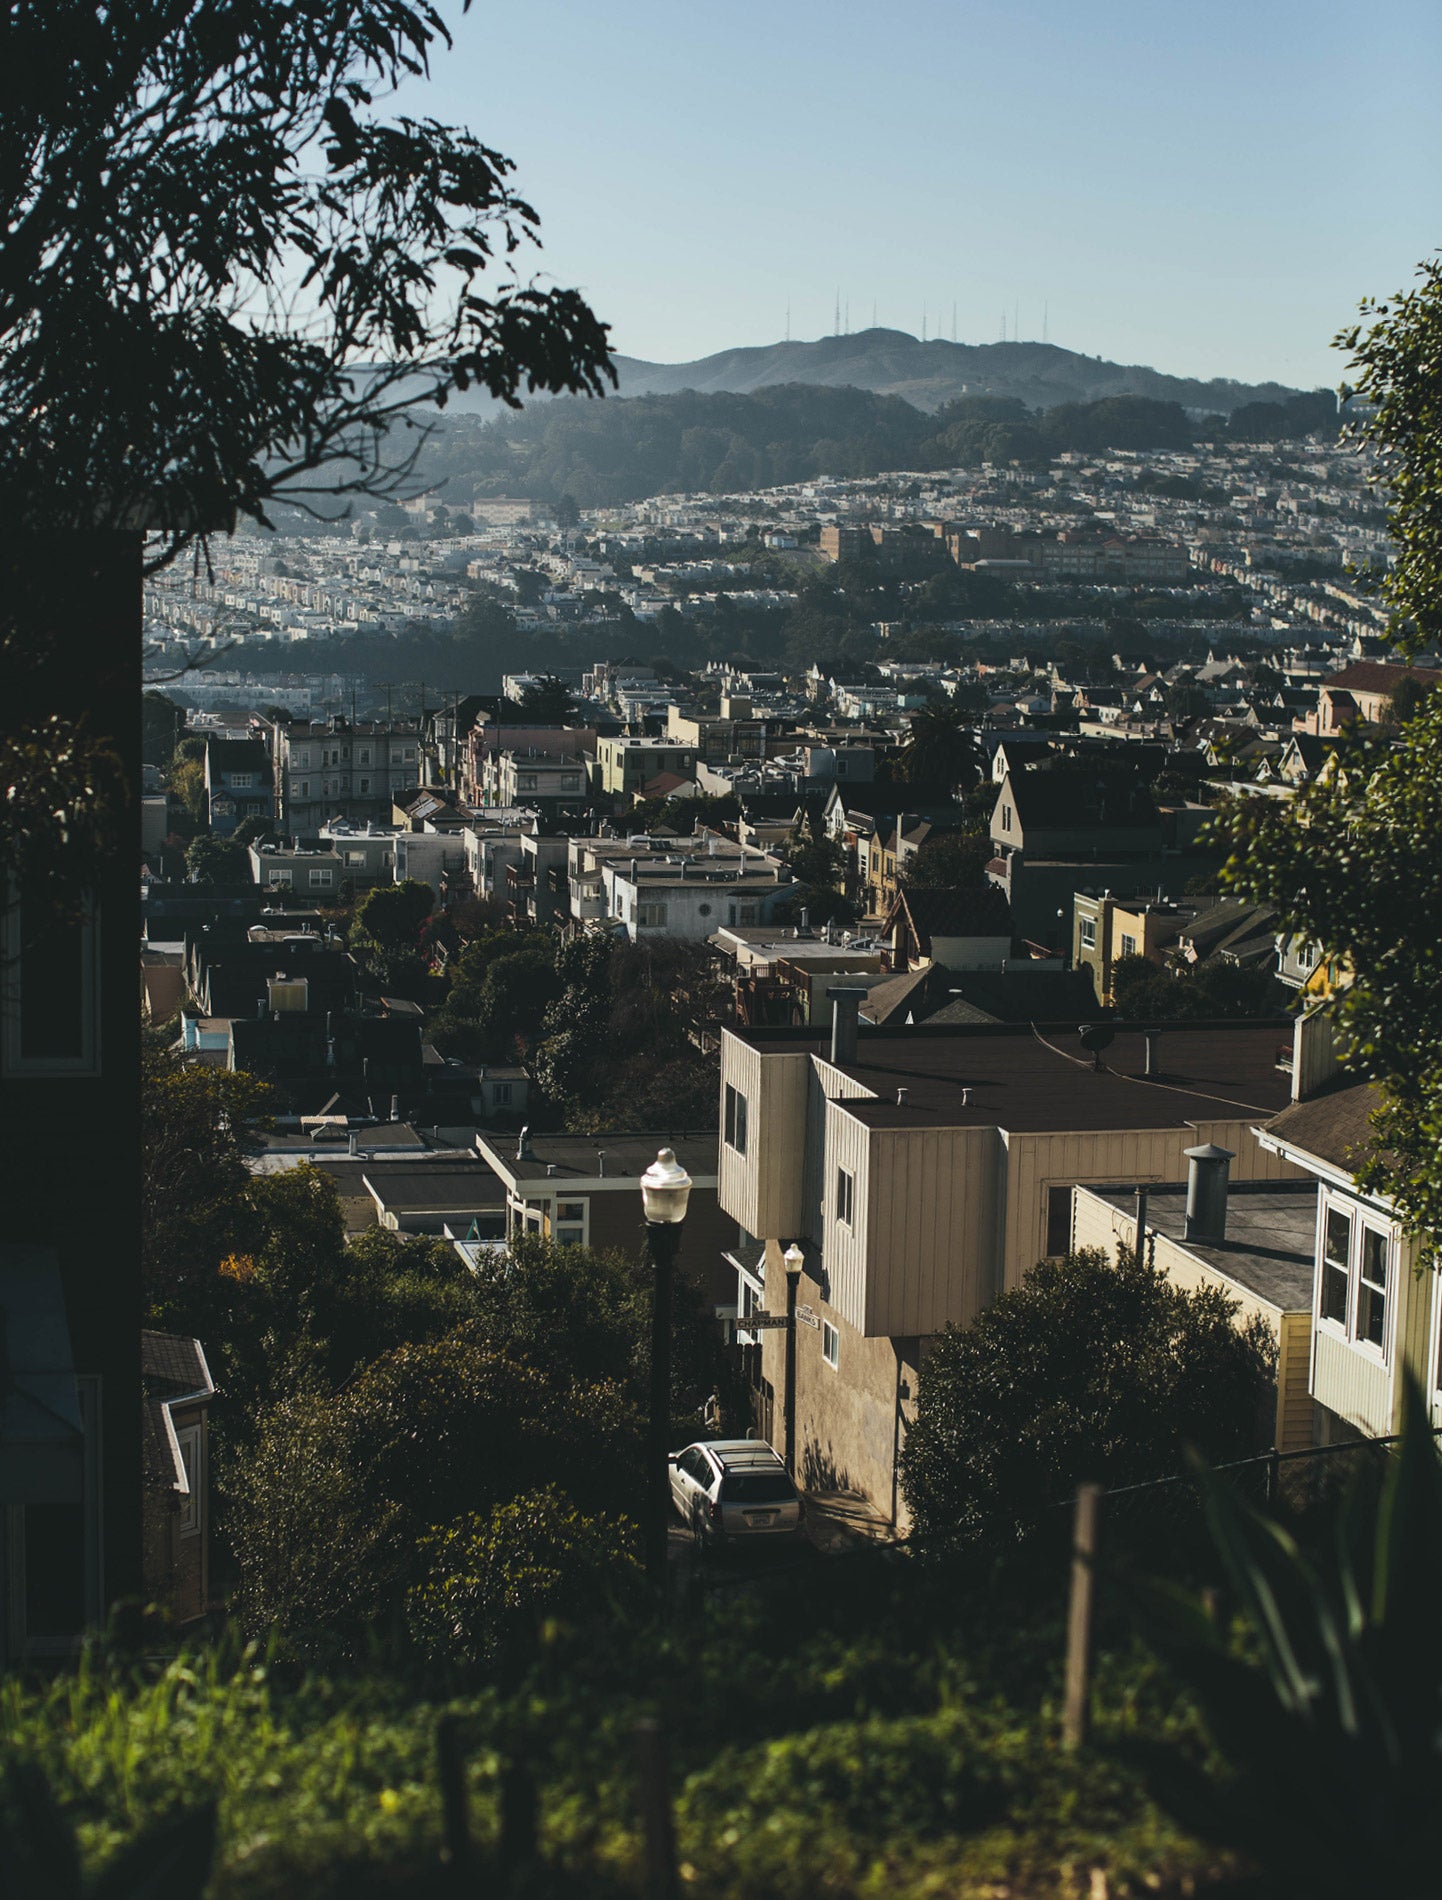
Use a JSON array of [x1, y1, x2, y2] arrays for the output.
[[896, 1086, 908, 1107], [1183, 1143, 1234, 1244], [1144, 1029, 1162, 1076], [516, 1125, 536, 1162], [389, 1094, 400, 1123], [828, 987, 867, 1066]]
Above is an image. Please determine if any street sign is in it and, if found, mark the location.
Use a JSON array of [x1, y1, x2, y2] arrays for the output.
[[794, 1304, 821, 1329], [743, 1313, 792, 1330]]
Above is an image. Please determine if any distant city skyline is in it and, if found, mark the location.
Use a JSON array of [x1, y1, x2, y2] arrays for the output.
[[416, 0, 1442, 390]]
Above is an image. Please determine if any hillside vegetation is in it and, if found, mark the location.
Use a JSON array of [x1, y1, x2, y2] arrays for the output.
[[420, 382, 1339, 508]]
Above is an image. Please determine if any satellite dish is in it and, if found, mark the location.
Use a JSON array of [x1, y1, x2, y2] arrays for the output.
[[1078, 1023, 1115, 1069]]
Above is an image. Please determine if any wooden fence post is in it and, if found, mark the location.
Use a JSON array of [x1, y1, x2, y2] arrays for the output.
[[1063, 1481, 1103, 1750], [435, 1714, 472, 1886], [634, 1716, 679, 1900]]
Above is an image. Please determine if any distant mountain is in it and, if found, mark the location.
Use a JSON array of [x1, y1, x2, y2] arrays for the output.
[[608, 329, 1312, 417]]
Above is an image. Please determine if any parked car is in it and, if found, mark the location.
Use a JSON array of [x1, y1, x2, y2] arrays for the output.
[[668, 1440, 804, 1549]]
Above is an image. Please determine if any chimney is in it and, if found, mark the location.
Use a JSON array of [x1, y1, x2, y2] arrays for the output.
[[1183, 1143, 1234, 1244], [828, 987, 867, 1065], [516, 1125, 536, 1162]]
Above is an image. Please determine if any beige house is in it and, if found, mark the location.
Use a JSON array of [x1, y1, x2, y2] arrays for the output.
[[1255, 1046, 1440, 1441], [717, 1008, 1299, 1523], [1072, 1173, 1316, 1451]]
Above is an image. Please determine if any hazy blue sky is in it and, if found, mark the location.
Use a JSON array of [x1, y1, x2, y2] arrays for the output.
[[416, 0, 1442, 389]]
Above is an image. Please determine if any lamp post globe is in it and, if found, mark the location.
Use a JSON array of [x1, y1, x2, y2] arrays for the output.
[[642, 1147, 691, 1590], [641, 1147, 693, 1226]]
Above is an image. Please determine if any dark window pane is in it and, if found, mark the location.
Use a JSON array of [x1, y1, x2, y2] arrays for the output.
[[1321, 1261, 1349, 1325], [19, 914, 85, 1059], [24, 1503, 87, 1638], [1046, 1186, 1072, 1257], [720, 1474, 796, 1504]]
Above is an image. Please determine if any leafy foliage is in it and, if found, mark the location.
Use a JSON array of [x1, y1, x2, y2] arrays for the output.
[[902, 1249, 1276, 1545], [2, 0, 613, 556], [1109, 952, 1284, 1020], [0, 1759, 215, 1900], [184, 833, 249, 885], [228, 1330, 638, 1651], [1131, 1381, 1442, 1898], [894, 701, 979, 788], [348, 879, 435, 988], [408, 1487, 643, 1671]]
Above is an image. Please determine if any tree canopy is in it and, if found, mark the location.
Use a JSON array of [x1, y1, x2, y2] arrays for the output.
[[3, 0, 613, 556], [1221, 257, 1442, 1247], [902, 1249, 1275, 1545]]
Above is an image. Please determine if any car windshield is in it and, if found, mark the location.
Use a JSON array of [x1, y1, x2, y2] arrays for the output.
[[720, 1473, 795, 1504]]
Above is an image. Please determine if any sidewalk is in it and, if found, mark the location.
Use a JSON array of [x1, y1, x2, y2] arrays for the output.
[[802, 1487, 898, 1555]]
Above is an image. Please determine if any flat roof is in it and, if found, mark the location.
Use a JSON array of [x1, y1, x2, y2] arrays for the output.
[[730, 1020, 1293, 1134], [363, 1162, 504, 1212], [1088, 1179, 1317, 1313], [478, 1131, 720, 1184]]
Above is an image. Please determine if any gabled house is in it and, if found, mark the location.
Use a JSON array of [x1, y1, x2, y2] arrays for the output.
[[203, 737, 273, 836], [141, 1332, 215, 1627], [882, 885, 1013, 970], [1255, 1017, 1440, 1440]]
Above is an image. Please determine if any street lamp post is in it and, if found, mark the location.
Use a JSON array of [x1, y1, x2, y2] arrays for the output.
[[782, 1242, 804, 1477], [641, 1147, 693, 1589]]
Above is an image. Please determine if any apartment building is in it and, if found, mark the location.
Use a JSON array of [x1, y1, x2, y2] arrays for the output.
[[717, 1008, 1298, 1522], [603, 857, 794, 942], [594, 733, 697, 802], [271, 717, 423, 833]]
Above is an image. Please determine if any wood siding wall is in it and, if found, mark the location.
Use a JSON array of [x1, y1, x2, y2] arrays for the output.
[[716, 1033, 809, 1240], [862, 1125, 1003, 1336], [1312, 1329, 1393, 1438]]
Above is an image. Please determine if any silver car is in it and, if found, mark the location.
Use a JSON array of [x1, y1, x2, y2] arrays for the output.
[[668, 1440, 804, 1549]]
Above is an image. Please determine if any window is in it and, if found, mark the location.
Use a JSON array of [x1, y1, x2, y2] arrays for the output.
[[822, 1322, 839, 1369], [1001, 803, 1012, 831], [1079, 917, 1097, 949], [345, 851, 366, 866], [309, 869, 333, 888], [724, 1083, 749, 1156], [1359, 1227, 1388, 1348], [268, 870, 293, 888], [229, 772, 254, 790], [518, 773, 538, 791], [1120, 933, 1138, 958], [638, 901, 668, 929], [1321, 1206, 1351, 1325], [358, 778, 370, 794], [836, 1167, 855, 1227], [554, 1199, 586, 1247], [358, 749, 371, 765], [562, 775, 581, 791], [1045, 1186, 1072, 1258], [296, 779, 309, 798], [176, 1423, 203, 1537], [739, 903, 758, 925], [492, 1081, 513, 1106], [2, 894, 100, 1077]]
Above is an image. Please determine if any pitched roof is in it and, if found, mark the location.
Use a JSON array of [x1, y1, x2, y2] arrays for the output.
[[1263, 1079, 1384, 1176], [1323, 662, 1441, 695], [1005, 767, 1158, 831], [889, 884, 1013, 941]]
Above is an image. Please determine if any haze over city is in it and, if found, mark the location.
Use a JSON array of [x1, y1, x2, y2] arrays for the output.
[[417, 0, 1442, 387]]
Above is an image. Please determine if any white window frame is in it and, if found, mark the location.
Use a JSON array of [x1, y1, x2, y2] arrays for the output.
[[1316, 1189, 1393, 1365], [308, 869, 333, 888], [1079, 917, 1097, 949], [835, 1167, 855, 1228], [638, 900, 668, 929], [1119, 932, 1138, 959], [822, 1321, 839, 1369], [552, 1197, 588, 1248]]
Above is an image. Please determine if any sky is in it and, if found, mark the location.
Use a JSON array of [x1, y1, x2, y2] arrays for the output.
[[413, 0, 1442, 390]]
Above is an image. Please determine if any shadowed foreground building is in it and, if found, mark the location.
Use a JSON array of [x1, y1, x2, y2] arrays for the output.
[[717, 1008, 1298, 1524]]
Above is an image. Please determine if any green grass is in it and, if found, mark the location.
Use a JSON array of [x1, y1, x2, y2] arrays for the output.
[[0, 1578, 1242, 1900]]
